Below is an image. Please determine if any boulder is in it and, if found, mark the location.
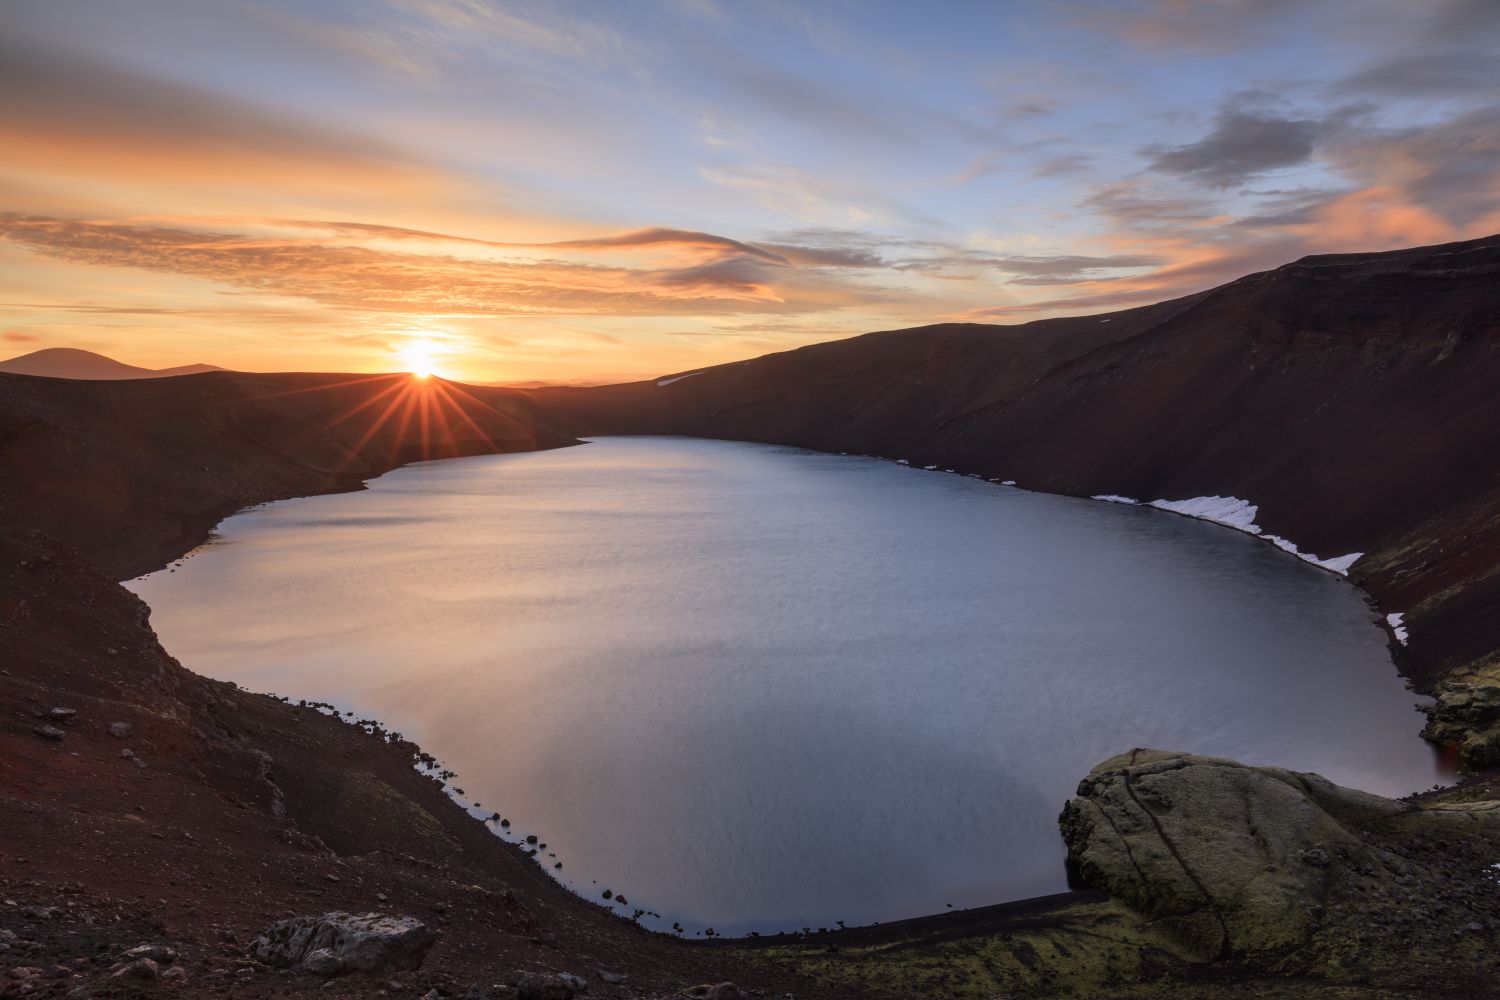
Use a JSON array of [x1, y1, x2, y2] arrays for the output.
[[110, 959, 160, 981], [1059, 749, 1500, 961], [120, 944, 177, 964], [301, 948, 344, 977], [1424, 682, 1500, 766], [250, 912, 436, 977]]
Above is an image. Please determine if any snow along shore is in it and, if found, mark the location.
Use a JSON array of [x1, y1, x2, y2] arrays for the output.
[[1386, 612, 1410, 646], [1089, 493, 1363, 576]]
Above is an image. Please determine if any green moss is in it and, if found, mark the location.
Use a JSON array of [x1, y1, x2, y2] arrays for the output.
[[738, 901, 1200, 998]]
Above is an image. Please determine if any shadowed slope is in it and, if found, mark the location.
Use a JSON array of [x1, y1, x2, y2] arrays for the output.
[[0, 371, 578, 579]]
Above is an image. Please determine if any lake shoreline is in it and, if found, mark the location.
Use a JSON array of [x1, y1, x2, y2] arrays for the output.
[[127, 436, 1443, 936]]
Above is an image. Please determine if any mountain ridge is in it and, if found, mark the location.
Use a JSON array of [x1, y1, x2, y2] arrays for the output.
[[0, 346, 227, 380]]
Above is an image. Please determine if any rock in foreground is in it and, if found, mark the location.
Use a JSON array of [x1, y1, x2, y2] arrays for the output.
[[1060, 749, 1500, 963], [250, 911, 437, 977]]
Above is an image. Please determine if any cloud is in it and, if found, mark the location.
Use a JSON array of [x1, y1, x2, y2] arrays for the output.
[[645, 257, 785, 300], [1082, 182, 1221, 228], [753, 241, 887, 269], [984, 253, 1169, 284], [699, 163, 918, 226], [1144, 105, 1322, 189], [275, 220, 789, 263], [1323, 106, 1500, 225], [3, 330, 40, 343], [545, 228, 789, 263], [1423, 0, 1500, 46], [1065, 0, 1305, 53], [956, 239, 1306, 321], [0, 214, 880, 318], [713, 58, 919, 147], [757, 227, 1164, 285], [1332, 50, 1500, 99], [1230, 187, 1348, 229], [272, 0, 635, 83]]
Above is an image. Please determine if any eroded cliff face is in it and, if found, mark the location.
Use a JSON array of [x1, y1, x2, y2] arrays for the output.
[[528, 234, 1500, 763]]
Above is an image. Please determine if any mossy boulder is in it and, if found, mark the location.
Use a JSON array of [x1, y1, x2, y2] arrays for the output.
[[1060, 749, 1500, 964], [1423, 682, 1500, 767]]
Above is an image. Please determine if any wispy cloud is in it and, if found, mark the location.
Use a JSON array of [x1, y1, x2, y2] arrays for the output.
[[0, 215, 881, 317]]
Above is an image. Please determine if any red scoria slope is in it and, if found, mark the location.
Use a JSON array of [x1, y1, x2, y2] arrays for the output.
[[527, 233, 1500, 745]]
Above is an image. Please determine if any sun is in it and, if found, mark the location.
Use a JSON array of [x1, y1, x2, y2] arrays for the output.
[[398, 339, 439, 379]]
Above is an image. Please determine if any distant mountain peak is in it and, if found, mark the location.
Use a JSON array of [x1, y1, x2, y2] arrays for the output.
[[0, 347, 228, 381]]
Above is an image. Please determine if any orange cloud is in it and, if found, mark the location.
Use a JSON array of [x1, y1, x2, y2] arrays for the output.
[[1298, 187, 1460, 249], [0, 214, 873, 317]]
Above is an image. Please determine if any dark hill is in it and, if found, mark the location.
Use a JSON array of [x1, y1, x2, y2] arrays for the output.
[[0, 346, 228, 380], [0, 371, 576, 579]]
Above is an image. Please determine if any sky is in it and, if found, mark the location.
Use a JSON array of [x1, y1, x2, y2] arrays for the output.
[[1, 0, 1497, 383]]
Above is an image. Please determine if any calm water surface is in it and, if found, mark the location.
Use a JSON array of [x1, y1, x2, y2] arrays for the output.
[[129, 437, 1440, 934]]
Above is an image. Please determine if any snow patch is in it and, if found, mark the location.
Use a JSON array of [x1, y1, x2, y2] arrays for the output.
[[656, 371, 704, 386], [1149, 495, 1261, 533], [1386, 612, 1410, 646], [1146, 495, 1363, 576], [1092, 494, 1139, 505], [896, 459, 910, 466], [1001, 480, 1017, 486]]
